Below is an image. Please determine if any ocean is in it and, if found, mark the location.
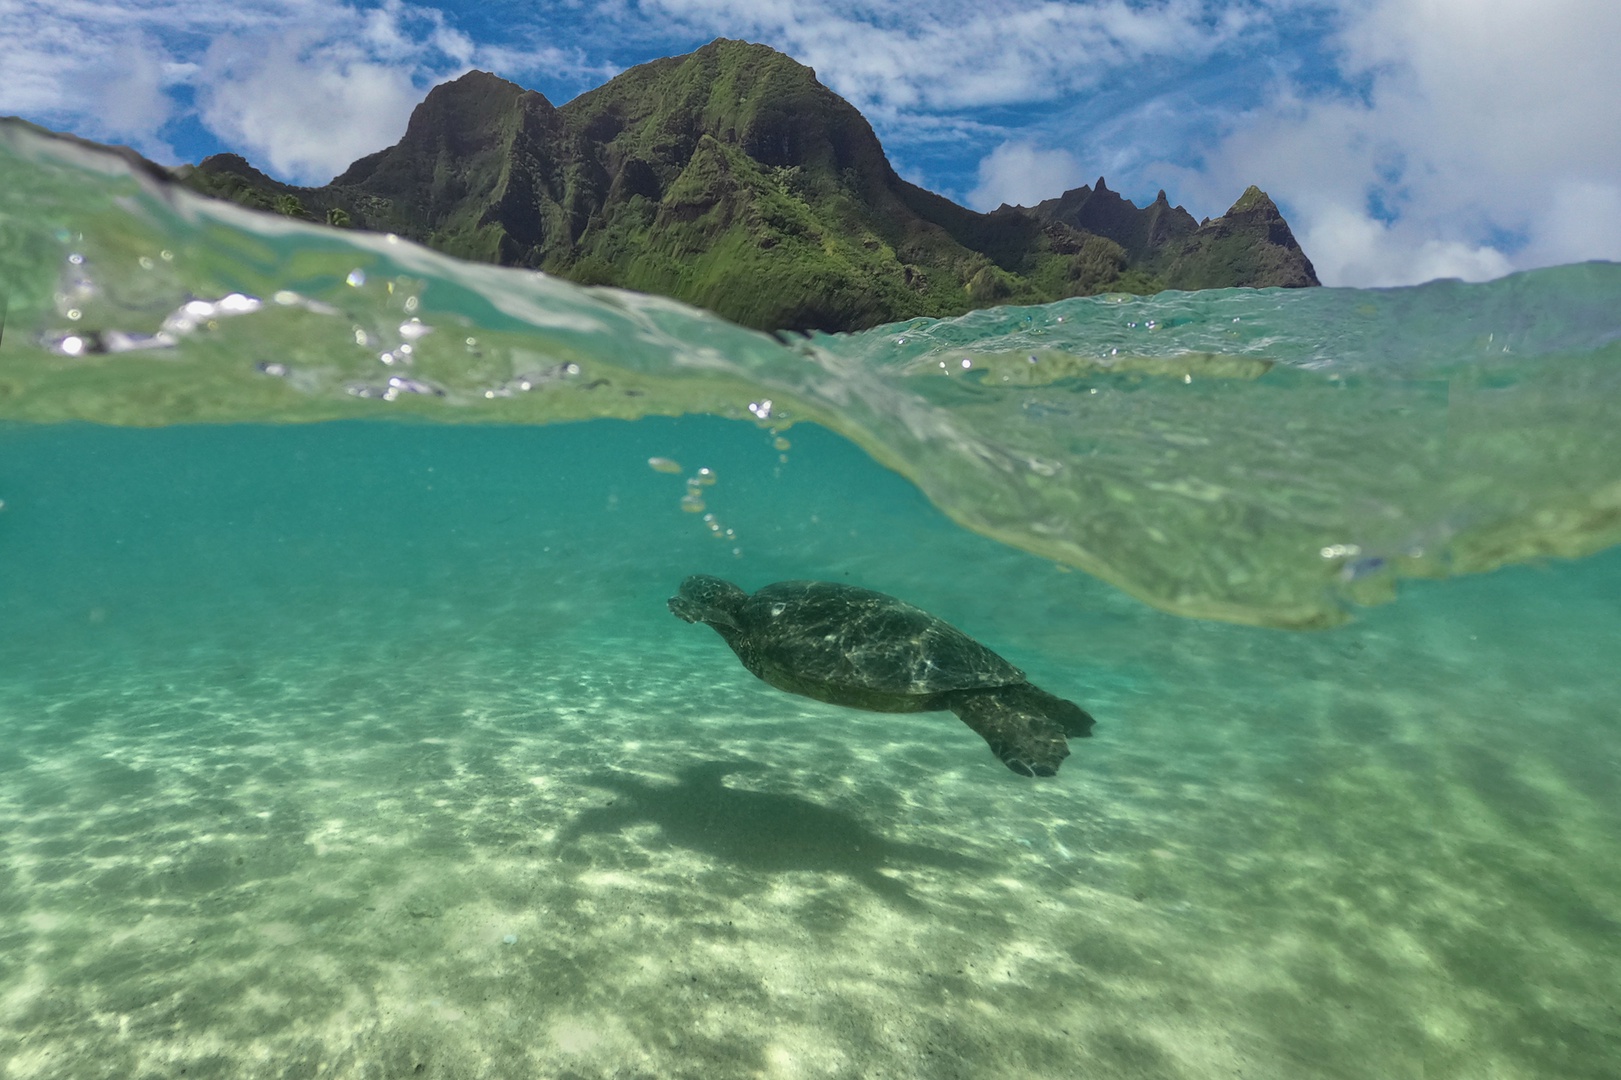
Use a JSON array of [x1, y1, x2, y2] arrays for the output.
[[2, 119, 1619, 1080]]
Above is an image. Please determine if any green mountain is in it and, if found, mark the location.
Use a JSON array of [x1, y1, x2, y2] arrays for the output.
[[180, 39, 1318, 333]]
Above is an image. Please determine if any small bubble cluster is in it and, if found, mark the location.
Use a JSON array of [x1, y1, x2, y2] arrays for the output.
[[328, 275, 468, 400], [769, 431, 792, 468], [345, 376, 444, 401], [648, 458, 739, 554], [682, 467, 717, 512], [43, 285, 265, 357], [482, 362, 581, 398]]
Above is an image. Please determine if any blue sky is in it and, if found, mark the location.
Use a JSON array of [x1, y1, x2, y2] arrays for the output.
[[5, 0, 1619, 287]]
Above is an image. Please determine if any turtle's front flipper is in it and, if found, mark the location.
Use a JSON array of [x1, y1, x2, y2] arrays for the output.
[[947, 685, 1094, 777]]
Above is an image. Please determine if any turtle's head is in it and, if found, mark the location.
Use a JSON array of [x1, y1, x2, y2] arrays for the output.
[[669, 575, 748, 630]]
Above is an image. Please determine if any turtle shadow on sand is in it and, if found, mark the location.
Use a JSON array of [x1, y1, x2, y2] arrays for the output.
[[556, 760, 985, 909]]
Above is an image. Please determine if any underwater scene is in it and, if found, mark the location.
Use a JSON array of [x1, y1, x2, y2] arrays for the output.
[[2, 120, 1620, 1079]]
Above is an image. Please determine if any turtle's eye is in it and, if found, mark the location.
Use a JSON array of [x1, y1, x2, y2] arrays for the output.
[[770, 602, 786, 616]]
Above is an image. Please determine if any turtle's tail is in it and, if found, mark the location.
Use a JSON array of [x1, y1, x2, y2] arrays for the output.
[[947, 684, 1094, 778]]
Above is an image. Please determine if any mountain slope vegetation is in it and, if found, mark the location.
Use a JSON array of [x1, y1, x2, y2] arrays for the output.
[[181, 39, 1319, 333]]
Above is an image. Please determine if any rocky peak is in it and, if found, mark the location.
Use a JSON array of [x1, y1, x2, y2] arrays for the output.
[[1226, 185, 1282, 219], [333, 70, 556, 188], [194, 153, 285, 190]]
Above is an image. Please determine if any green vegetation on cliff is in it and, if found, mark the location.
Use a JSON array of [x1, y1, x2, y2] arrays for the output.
[[181, 39, 1318, 333]]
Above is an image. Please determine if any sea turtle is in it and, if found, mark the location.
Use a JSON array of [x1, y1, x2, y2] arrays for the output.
[[668, 576, 1096, 777]]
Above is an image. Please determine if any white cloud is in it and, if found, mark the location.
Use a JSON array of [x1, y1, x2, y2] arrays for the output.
[[0, 2, 206, 158], [194, 12, 445, 184], [80, 37, 179, 151], [1523, 180, 1621, 268], [0, 0, 612, 182], [1159, 0, 1621, 284], [1299, 204, 1513, 287], [967, 141, 1088, 210], [632, 0, 1250, 111]]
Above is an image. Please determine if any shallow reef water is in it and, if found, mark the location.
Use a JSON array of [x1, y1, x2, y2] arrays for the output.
[[1, 119, 1619, 1079]]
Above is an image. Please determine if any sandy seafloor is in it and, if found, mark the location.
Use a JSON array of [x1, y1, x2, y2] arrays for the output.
[[0, 416, 1617, 1080]]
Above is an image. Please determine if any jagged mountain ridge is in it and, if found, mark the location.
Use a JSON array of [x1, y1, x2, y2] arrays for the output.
[[182, 38, 1318, 333]]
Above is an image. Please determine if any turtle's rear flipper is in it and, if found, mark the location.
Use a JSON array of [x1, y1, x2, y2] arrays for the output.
[[947, 684, 1089, 777]]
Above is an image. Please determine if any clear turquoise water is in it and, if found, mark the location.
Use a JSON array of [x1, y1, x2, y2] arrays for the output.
[[2, 120, 1620, 1079]]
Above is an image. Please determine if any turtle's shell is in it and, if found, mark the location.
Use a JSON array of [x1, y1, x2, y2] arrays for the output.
[[736, 581, 1025, 706]]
